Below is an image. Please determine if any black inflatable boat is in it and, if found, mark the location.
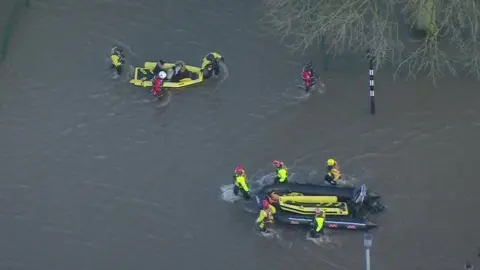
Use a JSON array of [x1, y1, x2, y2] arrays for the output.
[[252, 183, 385, 231]]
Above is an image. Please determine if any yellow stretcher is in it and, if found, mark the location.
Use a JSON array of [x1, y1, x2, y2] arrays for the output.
[[129, 62, 203, 88], [278, 195, 349, 216]]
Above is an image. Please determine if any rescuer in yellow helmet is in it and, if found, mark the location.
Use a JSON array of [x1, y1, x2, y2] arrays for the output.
[[110, 46, 125, 78], [201, 52, 224, 79], [325, 158, 341, 185]]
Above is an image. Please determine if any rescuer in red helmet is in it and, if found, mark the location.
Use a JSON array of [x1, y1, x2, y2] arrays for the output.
[[233, 166, 250, 200], [256, 200, 276, 232], [272, 160, 288, 184]]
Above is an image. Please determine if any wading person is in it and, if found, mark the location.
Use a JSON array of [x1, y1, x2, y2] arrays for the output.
[[301, 63, 316, 93], [325, 158, 341, 185], [233, 166, 250, 200], [256, 200, 276, 232], [151, 71, 167, 97], [272, 160, 288, 184], [309, 209, 326, 238], [201, 52, 223, 79], [110, 46, 125, 78]]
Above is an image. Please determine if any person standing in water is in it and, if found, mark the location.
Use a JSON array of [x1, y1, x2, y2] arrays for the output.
[[256, 200, 276, 232], [310, 209, 326, 238], [325, 158, 341, 185], [272, 160, 288, 184], [151, 71, 167, 97], [201, 52, 224, 79], [110, 46, 125, 78], [233, 166, 250, 200]]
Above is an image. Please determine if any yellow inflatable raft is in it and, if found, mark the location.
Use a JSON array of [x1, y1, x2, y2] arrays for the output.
[[129, 62, 203, 88]]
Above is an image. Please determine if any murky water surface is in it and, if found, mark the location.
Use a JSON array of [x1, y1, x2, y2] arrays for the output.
[[1, 0, 480, 269]]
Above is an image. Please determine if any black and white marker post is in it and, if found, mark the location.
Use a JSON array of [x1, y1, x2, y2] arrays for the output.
[[364, 233, 373, 270], [367, 50, 376, 115]]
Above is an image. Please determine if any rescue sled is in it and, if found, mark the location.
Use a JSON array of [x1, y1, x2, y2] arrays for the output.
[[129, 62, 203, 88]]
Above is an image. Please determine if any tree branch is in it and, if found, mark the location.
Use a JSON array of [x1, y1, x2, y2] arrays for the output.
[[262, 0, 480, 84]]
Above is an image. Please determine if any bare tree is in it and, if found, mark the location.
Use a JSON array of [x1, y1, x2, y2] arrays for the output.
[[262, 0, 480, 84]]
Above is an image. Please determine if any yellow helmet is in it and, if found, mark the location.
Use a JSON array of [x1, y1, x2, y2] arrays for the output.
[[327, 159, 336, 166]]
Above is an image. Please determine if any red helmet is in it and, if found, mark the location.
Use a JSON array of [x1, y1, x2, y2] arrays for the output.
[[272, 160, 283, 168], [262, 200, 270, 209], [235, 166, 244, 175]]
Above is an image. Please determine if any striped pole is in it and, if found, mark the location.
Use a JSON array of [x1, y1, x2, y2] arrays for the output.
[[363, 233, 373, 270], [368, 55, 376, 115]]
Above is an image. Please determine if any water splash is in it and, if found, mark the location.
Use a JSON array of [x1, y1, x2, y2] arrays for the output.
[[336, 174, 359, 186], [133, 91, 173, 107], [306, 232, 333, 245], [218, 62, 229, 82], [281, 78, 326, 100], [315, 80, 326, 94], [256, 228, 277, 238], [253, 172, 275, 187], [220, 184, 241, 203], [220, 172, 275, 203], [281, 84, 311, 100], [212, 62, 229, 91], [255, 227, 294, 248], [155, 91, 172, 108], [103, 58, 130, 80]]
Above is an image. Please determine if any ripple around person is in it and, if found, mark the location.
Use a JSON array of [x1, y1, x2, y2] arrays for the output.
[[220, 171, 275, 204], [251, 217, 341, 249], [281, 81, 326, 101], [151, 91, 172, 108], [212, 61, 229, 91], [305, 231, 338, 246]]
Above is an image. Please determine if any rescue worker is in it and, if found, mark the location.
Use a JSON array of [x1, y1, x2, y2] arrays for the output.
[[153, 60, 166, 75], [233, 166, 250, 200], [325, 158, 341, 185], [110, 46, 125, 77], [272, 160, 288, 184], [201, 52, 224, 79], [151, 71, 167, 97], [309, 208, 326, 238], [256, 200, 276, 232], [301, 62, 316, 93]]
